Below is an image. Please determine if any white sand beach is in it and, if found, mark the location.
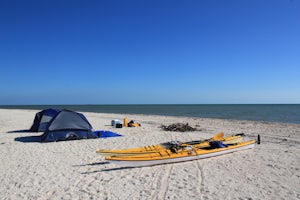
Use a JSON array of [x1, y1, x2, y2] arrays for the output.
[[0, 109, 299, 200]]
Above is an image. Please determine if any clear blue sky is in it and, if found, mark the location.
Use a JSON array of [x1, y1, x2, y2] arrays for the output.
[[1, 0, 299, 105]]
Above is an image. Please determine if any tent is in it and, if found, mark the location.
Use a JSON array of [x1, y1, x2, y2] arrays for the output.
[[41, 110, 97, 142], [30, 108, 60, 132]]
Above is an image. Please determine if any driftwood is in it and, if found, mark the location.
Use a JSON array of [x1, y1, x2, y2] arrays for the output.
[[160, 123, 197, 132]]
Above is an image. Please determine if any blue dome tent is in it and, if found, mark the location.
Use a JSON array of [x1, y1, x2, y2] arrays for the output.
[[41, 110, 97, 142]]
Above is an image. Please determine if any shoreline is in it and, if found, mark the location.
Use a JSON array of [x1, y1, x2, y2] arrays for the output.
[[1, 107, 300, 126], [0, 109, 299, 199], [1, 104, 299, 124]]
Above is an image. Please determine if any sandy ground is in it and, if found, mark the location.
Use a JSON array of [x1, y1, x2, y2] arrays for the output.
[[0, 109, 299, 200]]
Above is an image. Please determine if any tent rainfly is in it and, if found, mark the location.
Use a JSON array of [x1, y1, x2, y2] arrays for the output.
[[30, 108, 60, 132]]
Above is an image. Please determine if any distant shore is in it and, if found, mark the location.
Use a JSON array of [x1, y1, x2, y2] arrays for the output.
[[1, 104, 300, 124], [0, 109, 299, 199]]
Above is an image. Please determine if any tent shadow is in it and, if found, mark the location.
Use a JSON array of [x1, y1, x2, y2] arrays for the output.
[[14, 136, 42, 143], [7, 129, 33, 133]]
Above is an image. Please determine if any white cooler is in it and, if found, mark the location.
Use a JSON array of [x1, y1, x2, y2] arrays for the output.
[[111, 119, 122, 127]]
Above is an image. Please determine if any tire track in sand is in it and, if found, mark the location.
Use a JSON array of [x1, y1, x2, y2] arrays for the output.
[[149, 164, 173, 199], [157, 164, 173, 199], [196, 160, 205, 200], [149, 166, 164, 198]]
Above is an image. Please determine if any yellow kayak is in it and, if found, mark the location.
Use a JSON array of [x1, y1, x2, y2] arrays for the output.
[[96, 132, 244, 156], [105, 140, 257, 168]]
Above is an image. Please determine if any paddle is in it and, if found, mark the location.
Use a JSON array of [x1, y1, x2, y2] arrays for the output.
[[211, 132, 224, 140], [181, 132, 224, 146], [182, 132, 224, 146]]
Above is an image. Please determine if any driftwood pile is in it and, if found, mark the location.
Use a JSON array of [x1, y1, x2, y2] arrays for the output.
[[160, 123, 197, 132]]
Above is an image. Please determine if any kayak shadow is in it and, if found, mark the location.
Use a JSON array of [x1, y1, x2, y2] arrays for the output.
[[81, 167, 133, 174], [79, 163, 133, 174], [73, 161, 110, 167], [101, 166, 133, 172]]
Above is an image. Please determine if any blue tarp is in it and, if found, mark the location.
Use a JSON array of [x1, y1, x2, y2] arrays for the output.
[[93, 130, 122, 138]]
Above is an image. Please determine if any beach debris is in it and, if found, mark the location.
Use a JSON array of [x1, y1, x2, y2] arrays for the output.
[[160, 123, 197, 132]]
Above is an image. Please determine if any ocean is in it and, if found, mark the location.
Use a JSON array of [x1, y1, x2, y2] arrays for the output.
[[1, 104, 300, 124]]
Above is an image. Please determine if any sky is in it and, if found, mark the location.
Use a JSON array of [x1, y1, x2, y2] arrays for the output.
[[0, 0, 299, 105]]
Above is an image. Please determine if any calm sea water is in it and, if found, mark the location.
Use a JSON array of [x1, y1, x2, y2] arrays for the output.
[[0, 104, 299, 124]]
